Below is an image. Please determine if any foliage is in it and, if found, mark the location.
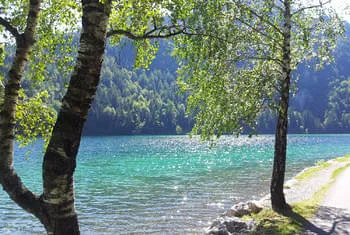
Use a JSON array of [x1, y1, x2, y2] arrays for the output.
[[107, 0, 187, 69], [174, 0, 345, 140], [324, 78, 350, 129], [15, 90, 56, 148], [0, 0, 79, 146], [2, 36, 349, 136], [62, 43, 192, 135], [173, 0, 276, 140], [1, 1, 349, 139]]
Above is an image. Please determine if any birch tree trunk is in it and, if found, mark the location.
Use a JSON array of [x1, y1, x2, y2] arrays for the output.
[[1, 0, 111, 234], [270, 0, 292, 213], [0, 0, 46, 222], [41, 0, 111, 234]]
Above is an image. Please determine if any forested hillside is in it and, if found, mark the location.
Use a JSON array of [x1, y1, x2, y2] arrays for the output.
[[258, 32, 350, 134], [87, 33, 350, 135], [1, 33, 349, 135]]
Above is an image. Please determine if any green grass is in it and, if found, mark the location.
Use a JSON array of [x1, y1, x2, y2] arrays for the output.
[[248, 208, 304, 234], [247, 155, 350, 235], [334, 154, 350, 163], [295, 161, 331, 181], [248, 194, 325, 235], [332, 163, 350, 180]]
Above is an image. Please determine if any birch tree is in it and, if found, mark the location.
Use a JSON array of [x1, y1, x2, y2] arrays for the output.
[[0, 0, 189, 233], [175, 0, 344, 213], [0, 0, 112, 233]]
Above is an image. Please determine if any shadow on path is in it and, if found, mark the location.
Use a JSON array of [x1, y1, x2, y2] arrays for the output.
[[281, 209, 327, 235], [301, 206, 350, 234]]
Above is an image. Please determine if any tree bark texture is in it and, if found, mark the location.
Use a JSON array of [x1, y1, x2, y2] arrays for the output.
[[270, 0, 292, 213], [0, 0, 111, 234], [41, 0, 111, 234], [0, 0, 45, 222]]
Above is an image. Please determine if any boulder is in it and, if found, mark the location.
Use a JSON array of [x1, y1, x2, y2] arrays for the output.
[[206, 216, 256, 235], [224, 201, 263, 217]]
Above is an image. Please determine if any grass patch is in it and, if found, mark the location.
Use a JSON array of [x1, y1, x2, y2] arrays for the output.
[[334, 154, 350, 163], [248, 155, 350, 235], [248, 199, 323, 235], [249, 208, 303, 234], [295, 161, 331, 181], [332, 163, 350, 180], [248, 186, 329, 235]]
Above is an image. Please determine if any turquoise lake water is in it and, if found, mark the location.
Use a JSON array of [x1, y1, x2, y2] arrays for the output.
[[0, 134, 349, 234]]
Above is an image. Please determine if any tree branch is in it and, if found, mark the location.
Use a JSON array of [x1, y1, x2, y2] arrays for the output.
[[225, 56, 283, 65], [0, 0, 42, 224], [22, 0, 41, 45], [182, 30, 235, 44], [0, 17, 20, 38], [1, 170, 44, 221], [235, 19, 283, 48], [107, 24, 186, 39], [247, 56, 283, 64], [236, 2, 284, 36], [292, 0, 331, 16]]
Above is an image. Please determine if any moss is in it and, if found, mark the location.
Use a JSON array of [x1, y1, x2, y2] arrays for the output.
[[295, 161, 331, 181]]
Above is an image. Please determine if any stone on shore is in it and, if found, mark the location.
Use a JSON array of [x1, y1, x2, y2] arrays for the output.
[[224, 201, 263, 217], [206, 216, 256, 235], [205, 201, 262, 234]]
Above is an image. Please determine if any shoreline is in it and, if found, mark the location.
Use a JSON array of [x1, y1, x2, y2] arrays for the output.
[[206, 154, 350, 234]]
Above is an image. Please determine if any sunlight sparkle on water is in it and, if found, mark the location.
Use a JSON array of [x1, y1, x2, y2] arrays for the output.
[[1, 135, 349, 234]]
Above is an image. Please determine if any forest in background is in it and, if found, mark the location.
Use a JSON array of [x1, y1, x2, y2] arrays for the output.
[[1, 26, 350, 135]]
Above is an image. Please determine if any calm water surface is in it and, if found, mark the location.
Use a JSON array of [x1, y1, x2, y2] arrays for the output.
[[1, 134, 349, 234]]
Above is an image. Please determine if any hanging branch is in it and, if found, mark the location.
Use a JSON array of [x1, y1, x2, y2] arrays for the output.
[[292, 0, 331, 16], [107, 24, 186, 39], [0, 17, 20, 38]]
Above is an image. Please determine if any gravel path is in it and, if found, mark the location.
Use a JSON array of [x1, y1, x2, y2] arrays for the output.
[[299, 160, 350, 234], [284, 160, 347, 204], [208, 157, 350, 235], [323, 167, 350, 211], [259, 159, 349, 208]]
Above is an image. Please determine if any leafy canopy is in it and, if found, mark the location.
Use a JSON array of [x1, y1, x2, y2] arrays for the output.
[[174, 0, 344, 140], [0, 0, 80, 147]]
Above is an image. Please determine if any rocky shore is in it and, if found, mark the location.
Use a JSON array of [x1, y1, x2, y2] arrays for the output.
[[206, 200, 264, 234], [205, 156, 350, 235]]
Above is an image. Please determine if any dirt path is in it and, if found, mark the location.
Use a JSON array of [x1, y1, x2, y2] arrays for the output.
[[323, 167, 350, 211], [302, 165, 350, 234], [206, 157, 350, 235]]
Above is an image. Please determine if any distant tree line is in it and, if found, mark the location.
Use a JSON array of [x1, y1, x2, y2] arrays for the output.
[[85, 56, 193, 135], [2, 37, 349, 135], [81, 37, 350, 135]]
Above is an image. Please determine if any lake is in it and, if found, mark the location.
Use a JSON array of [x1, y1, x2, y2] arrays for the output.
[[1, 134, 349, 234]]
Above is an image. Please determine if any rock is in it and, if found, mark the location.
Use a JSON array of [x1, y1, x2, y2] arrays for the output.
[[206, 200, 263, 234], [224, 201, 263, 217], [206, 216, 256, 235]]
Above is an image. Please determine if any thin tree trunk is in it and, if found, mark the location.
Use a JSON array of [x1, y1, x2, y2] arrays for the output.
[[41, 0, 111, 234], [0, 0, 46, 223], [270, 0, 292, 213]]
